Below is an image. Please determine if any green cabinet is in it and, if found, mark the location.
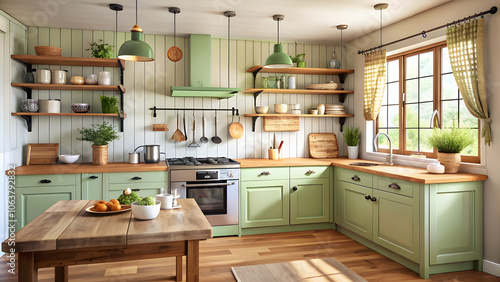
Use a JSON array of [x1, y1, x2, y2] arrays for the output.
[[340, 181, 373, 239], [290, 178, 330, 225], [107, 171, 168, 200], [81, 173, 104, 200]]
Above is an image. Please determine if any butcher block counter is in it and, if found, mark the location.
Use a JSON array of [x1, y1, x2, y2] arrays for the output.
[[7, 162, 167, 175], [235, 158, 488, 184], [2, 199, 211, 282]]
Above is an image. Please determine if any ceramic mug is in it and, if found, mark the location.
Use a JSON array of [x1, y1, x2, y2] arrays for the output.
[[98, 71, 111, 86], [36, 69, 51, 84], [156, 194, 173, 210]]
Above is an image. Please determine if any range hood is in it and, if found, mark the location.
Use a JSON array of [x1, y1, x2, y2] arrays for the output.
[[171, 34, 240, 98]]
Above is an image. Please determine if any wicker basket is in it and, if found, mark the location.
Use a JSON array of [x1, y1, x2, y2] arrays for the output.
[[437, 152, 461, 173], [34, 46, 62, 56], [92, 145, 108, 165]]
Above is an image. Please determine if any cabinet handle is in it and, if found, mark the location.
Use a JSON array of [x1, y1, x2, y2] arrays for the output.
[[306, 170, 316, 175], [40, 179, 52, 184], [258, 171, 270, 176], [89, 176, 99, 179], [292, 186, 298, 191], [388, 183, 400, 189], [365, 195, 372, 200], [131, 176, 142, 180], [351, 175, 360, 181], [370, 197, 377, 202]]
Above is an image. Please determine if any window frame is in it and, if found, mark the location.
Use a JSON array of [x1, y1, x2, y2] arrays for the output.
[[375, 41, 480, 163]]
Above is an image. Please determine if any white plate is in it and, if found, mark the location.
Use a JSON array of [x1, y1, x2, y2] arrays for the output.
[[171, 204, 181, 209], [85, 205, 131, 214]]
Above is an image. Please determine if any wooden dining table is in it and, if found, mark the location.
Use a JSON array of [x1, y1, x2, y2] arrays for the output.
[[1, 199, 212, 282]]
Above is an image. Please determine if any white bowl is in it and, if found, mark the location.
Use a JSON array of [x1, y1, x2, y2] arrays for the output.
[[255, 106, 269, 114], [132, 200, 161, 220], [274, 104, 288, 114], [58, 154, 80, 164]]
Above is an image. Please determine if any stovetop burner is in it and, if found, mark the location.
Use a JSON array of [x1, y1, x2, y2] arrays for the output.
[[167, 157, 240, 169]]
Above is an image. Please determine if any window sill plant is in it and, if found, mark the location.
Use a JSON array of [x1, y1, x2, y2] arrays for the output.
[[344, 126, 361, 159], [77, 122, 120, 165]]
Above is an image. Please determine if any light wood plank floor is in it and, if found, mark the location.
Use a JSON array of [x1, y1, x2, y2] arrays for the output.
[[1, 229, 499, 281]]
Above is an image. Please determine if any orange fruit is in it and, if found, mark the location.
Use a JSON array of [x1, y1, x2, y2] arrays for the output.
[[105, 202, 113, 211], [96, 203, 108, 212], [109, 199, 119, 204], [94, 200, 107, 209], [111, 202, 121, 211]]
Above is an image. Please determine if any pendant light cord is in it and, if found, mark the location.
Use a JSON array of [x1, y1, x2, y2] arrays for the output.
[[228, 15, 230, 87], [277, 19, 280, 44], [379, 9, 383, 47], [135, 0, 138, 25], [115, 10, 118, 57], [174, 12, 176, 46], [340, 30, 343, 68]]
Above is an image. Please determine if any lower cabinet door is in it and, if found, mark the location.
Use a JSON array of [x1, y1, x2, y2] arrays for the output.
[[241, 180, 289, 228], [341, 181, 373, 240], [81, 173, 103, 200], [16, 186, 76, 231], [290, 178, 330, 224], [372, 189, 420, 262]]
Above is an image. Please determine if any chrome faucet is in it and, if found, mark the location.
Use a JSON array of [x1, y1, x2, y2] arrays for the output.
[[373, 132, 394, 166], [430, 109, 440, 128]]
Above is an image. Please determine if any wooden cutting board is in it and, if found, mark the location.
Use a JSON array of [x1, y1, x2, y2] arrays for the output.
[[308, 133, 339, 158], [26, 143, 59, 165], [263, 116, 299, 132]]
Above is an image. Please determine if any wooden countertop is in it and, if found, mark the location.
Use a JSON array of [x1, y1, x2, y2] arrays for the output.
[[236, 158, 488, 184], [2, 199, 212, 253], [7, 162, 167, 175]]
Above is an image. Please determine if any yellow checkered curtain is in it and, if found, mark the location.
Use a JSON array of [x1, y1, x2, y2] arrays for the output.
[[363, 49, 387, 121], [446, 18, 492, 145]]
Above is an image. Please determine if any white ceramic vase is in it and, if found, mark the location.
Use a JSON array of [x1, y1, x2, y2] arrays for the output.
[[347, 145, 359, 159]]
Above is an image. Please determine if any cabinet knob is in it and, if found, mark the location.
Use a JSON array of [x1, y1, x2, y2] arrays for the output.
[[351, 175, 361, 181], [89, 176, 99, 179], [370, 197, 377, 202], [131, 176, 142, 180], [40, 179, 52, 184], [388, 183, 401, 189], [292, 186, 298, 191], [306, 170, 316, 175], [365, 195, 372, 200]]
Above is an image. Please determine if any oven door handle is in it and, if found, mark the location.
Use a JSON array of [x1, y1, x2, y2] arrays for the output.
[[182, 182, 235, 187]]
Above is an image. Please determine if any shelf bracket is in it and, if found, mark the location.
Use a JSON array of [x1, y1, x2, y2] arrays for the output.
[[250, 90, 264, 132], [338, 93, 346, 104], [339, 117, 346, 132], [21, 115, 32, 132], [117, 60, 124, 85], [252, 67, 263, 88], [339, 73, 348, 84], [251, 116, 259, 132], [22, 87, 33, 99], [119, 112, 126, 132]]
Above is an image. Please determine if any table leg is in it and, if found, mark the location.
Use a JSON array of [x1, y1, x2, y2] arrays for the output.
[[55, 266, 68, 282], [186, 240, 199, 282], [176, 256, 182, 282], [18, 252, 37, 282]]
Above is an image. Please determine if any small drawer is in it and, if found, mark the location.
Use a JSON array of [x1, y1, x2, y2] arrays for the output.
[[241, 167, 289, 181], [374, 176, 416, 198], [290, 166, 330, 179], [108, 171, 168, 184], [338, 168, 372, 187], [16, 174, 77, 187]]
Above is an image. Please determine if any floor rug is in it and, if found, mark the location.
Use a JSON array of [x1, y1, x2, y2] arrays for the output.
[[231, 257, 367, 282]]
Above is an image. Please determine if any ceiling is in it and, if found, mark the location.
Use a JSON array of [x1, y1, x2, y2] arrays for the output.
[[1, 0, 451, 44]]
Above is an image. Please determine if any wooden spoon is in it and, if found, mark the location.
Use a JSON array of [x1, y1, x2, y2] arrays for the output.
[[229, 114, 244, 139], [170, 114, 185, 142]]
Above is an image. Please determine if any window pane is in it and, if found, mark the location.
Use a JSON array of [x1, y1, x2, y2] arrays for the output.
[[388, 129, 399, 150], [388, 105, 399, 128], [420, 129, 433, 152], [420, 77, 433, 102], [388, 82, 399, 105], [459, 100, 478, 128], [420, 51, 433, 77], [419, 102, 433, 128], [406, 55, 418, 79], [441, 73, 458, 100], [388, 60, 399, 82], [406, 104, 418, 128], [442, 47, 452, 73], [442, 100, 458, 127], [406, 79, 418, 103], [382, 83, 388, 105], [462, 129, 478, 156], [379, 106, 387, 128], [406, 129, 418, 151]]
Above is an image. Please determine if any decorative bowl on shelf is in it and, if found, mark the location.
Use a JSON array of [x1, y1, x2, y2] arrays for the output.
[[131, 200, 161, 220], [274, 104, 288, 114], [34, 46, 62, 56], [255, 106, 269, 114], [70, 76, 85, 85], [58, 154, 80, 164], [71, 103, 90, 113]]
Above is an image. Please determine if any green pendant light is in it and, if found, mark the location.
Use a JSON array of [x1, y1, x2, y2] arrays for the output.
[[264, 14, 292, 68], [118, 0, 154, 62]]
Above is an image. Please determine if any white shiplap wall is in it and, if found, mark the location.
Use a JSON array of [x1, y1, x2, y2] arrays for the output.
[[23, 27, 353, 163]]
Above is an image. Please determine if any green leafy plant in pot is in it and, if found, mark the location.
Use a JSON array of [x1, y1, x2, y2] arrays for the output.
[[426, 124, 475, 173], [99, 95, 120, 114], [344, 126, 361, 159], [86, 39, 113, 59], [77, 122, 120, 165], [289, 53, 306, 68]]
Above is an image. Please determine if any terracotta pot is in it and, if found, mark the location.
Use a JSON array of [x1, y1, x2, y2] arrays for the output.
[[437, 152, 461, 173], [92, 145, 108, 165]]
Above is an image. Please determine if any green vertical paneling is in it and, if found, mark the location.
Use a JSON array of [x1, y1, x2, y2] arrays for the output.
[[290, 178, 330, 225]]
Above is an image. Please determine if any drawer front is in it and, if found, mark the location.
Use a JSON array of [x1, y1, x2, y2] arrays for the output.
[[108, 171, 168, 184], [374, 176, 416, 198], [241, 167, 289, 182], [290, 166, 330, 179], [338, 168, 372, 187], [16, 174, 77, 187]]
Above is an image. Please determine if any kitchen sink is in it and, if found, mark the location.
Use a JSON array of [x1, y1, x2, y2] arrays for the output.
[[349, 162, 380, 166]]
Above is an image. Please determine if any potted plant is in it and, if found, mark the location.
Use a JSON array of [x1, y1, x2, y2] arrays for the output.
[[99, 95, 120, 114], [427, 125, 475, 173], [289, 53, 306, 68], [77, 122, 120, 165], [86, 39, 113, 58], [344, 126, 361, 159]]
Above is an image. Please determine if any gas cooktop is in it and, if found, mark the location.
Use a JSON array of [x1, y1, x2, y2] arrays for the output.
[[167, 157, 240, 169]]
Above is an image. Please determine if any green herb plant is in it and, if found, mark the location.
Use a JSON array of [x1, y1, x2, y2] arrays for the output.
[[289, 53, 306, 63], [427, 124, 475, 153], [117, 191, 141, 205], [76, 122, 120, 146], [344, 126, 361, 146], [99, 95, 120, 114], [86, 39, 113, 58]]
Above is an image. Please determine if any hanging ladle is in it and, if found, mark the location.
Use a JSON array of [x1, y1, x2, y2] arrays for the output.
[[188, 113, 200, 148], [167, 7, 183, 62], [200, 111, 209, 143], [211, 111, 222, 144]]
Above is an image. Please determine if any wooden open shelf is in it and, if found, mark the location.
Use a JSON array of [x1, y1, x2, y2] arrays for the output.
[[247, 66, 354, 76], [12, 83, 125, 92], [243, 114, 354, 118], [12, 112, 124, 117], [11, 55, 125, 68], [243, 88, 353, 95]]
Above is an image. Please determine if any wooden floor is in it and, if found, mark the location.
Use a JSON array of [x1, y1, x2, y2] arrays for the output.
[[1, 229, 499, 281]]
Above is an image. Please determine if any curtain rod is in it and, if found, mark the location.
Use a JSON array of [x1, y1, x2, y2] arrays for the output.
[[358, 6, 497, 55]]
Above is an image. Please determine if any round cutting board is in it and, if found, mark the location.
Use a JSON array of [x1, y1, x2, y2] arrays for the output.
[[168, 46, 183, 62]]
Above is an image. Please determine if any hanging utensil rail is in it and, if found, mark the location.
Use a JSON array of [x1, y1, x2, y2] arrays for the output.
[[150, 106, 239, 117]]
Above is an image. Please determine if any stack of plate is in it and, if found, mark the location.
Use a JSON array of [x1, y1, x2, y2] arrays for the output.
[[325, 104, 346, 115]]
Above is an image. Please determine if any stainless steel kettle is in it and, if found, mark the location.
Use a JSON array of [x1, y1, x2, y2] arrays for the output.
[[134, 145, 165, 163]]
